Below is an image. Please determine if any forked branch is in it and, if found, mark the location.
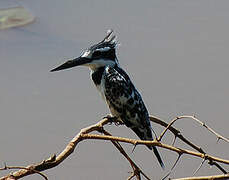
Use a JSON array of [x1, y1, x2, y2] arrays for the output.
[[0, 115, 228, 180]]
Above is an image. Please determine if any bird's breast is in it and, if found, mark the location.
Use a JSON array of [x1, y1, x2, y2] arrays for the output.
[[91, 67, 105, 85], [94, 78, 106, 101], [91, 71, 120, 118]]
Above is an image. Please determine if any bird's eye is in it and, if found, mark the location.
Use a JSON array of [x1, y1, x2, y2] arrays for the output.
[[93, 51, 102, 58]]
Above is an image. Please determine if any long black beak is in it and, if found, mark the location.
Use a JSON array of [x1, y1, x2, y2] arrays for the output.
[[50, 57, 91, 72]]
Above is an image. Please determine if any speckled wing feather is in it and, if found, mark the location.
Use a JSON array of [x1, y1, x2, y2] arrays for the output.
[[103, 65, 164, 169], [103, 65, 152, 140]]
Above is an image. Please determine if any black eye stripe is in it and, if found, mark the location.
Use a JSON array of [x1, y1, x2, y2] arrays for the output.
[[92, 51, 102, 57], [91, 48, 116, 60]]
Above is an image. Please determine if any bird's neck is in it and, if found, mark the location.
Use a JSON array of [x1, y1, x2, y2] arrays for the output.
[[88, 58, 118, 72], [90, 62, 119, 85], [91, 66, 106, 85]]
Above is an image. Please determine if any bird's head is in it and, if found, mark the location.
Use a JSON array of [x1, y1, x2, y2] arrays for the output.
[[51, 30, 118, 72]]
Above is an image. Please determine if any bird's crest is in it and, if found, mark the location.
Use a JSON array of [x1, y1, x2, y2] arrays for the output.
[[89, 30, 118, 52], [101, 29, 117, 47]]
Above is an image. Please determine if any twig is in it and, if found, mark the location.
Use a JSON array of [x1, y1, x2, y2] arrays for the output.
[[149, 116, 205, 154], [149, 116, 227, 174], [158, 116, 180, 142], [0, 115, 228, 180], [0, 164, 48, 180], [157, 115, 229, 143], [171, 173, 229, 180], [193, 159, 206, 176], [100, 128, 150, 180], [208, 160, 227, 174], [80, 133, 229, 165], [183, 115, 229, 143], [162, 154, 182, 180], [127, 172, 135, 180], [0, 117, 149, 180], [0, 118, 111, 180]]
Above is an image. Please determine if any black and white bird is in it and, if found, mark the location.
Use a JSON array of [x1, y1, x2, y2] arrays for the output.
[[51, 30, 164, 169]]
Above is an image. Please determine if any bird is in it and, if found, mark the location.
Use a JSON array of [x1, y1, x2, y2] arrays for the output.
[[51, 30, 164, 169]]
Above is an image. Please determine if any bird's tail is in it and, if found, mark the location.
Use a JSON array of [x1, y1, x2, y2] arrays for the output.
[[149, 145, 165, 169], [131, 127, 164, 168]]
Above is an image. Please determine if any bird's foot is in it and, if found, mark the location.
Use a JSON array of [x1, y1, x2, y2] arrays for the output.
[[114, 119, 124, 126], [103, 115, 124, 126]]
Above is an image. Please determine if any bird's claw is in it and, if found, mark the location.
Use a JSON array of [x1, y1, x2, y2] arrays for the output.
[[114, 120, 124, 126], [103, 115, 124, 126]]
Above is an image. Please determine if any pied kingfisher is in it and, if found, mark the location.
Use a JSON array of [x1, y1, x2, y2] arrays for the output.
[[51, 30, 164, 169]]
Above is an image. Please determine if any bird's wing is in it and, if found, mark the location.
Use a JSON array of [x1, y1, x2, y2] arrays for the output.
[[103, 66, 152, 138], [104, 66, 165, 169]]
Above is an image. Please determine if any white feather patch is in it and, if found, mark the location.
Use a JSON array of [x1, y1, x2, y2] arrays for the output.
[[97, 47, 111, 52], [81, 50, 91, 58]]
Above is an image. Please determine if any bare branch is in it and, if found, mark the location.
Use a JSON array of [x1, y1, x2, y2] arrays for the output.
[[171, 173, 229, 180], [0, 117, 150, 180], [162, 154, 182, 180], [193, 159, 206, 176], [149, 115, 228, 174], [0, 115, 228, 180], [182, 115, 229, 143], [0, 118, 111, 180], [0, 164, 48, 180], [150, 116, 205, 154], [99, 127, 151, 180], [80, 133, 229, 165], [158, 116, 180, 142], [127, 172, 136, 180], [156, 115, 229, 143], [208, 160, 227, 174]]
